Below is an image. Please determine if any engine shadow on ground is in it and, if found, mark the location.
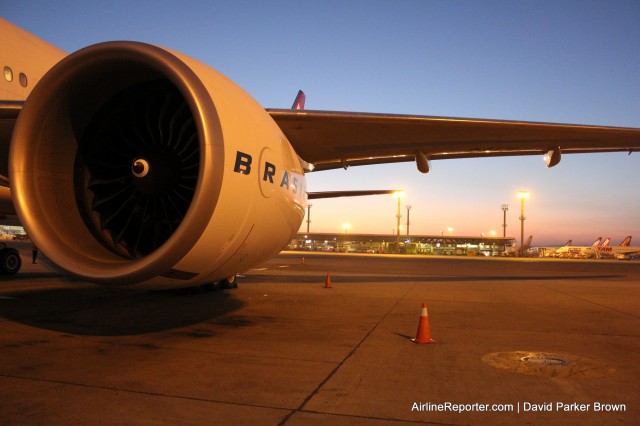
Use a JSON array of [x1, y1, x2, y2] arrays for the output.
[[0, 271, 81, 281], [0, 285, 246, 336]]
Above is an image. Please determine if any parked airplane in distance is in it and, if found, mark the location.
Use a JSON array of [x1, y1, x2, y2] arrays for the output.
[[538, 239, 571, 257], [591, 236, 640, 260], [1, 18, 640, 286], [552, 237, 603, 258], [503, 235, 533, 257]]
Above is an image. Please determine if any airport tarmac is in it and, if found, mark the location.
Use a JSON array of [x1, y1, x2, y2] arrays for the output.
[[0, 245, 639, 425]]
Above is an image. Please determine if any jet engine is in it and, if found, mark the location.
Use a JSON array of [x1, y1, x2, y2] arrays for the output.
[[10, 42, 306, 287]]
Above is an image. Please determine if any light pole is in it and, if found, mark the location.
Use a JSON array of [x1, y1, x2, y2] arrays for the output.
[[406, 205, 412, 236], [342, 223, 350, 234], [395, 191, 404, 253], [306, 203, 313, 233], [517, 191, 529, 256], [341, 223, 350, 252], [501, 204, 509, 237]]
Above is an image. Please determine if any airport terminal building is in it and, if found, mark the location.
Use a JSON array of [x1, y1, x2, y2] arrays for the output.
[[290, 233, 517, 256]]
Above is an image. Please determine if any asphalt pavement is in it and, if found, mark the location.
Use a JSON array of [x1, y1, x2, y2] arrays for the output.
[[0, 249, 638, 425]]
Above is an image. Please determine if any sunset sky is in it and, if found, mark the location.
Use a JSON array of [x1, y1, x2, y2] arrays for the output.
[[4, 1, 639, 245]]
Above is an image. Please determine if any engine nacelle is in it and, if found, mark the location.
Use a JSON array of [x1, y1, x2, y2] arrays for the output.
[[10, 42, 306, 287]]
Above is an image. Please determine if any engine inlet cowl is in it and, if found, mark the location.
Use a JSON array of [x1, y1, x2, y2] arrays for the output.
[[9, 41, 221, 284]]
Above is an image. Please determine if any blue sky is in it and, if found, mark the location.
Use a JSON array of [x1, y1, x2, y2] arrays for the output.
[[4, 1, 640, 245]]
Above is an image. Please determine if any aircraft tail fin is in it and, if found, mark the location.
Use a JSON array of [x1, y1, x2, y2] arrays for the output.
[[563, 240, 572, 246], [291, 90, 306, 110], [620, 235, 632, 246], [601, 237, 611, 247], [592, 237, 603, 246], [523, 235, 533, 249]]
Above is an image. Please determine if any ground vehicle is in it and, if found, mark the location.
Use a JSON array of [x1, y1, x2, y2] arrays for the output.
[[0, 243, 21, 275]]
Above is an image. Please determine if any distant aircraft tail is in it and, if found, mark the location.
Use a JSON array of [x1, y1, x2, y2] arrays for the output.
[[620, 235, 632, 246], [601, 237, 611, 247], [562, 240, 572, 246], [592, 237, 603, 246], [523, 235, 533, 249], [291, 90, 306, 110]]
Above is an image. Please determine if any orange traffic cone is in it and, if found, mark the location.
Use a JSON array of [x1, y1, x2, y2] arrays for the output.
[[324, 272, 332, 288], [411, 303, 435, 343]]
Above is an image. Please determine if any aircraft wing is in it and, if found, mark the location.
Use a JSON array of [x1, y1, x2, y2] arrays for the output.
[[268, 109, 640, 171], [4, 100, 639, 180], [4, 100, 638, 184], [5, 101, 639, 178]]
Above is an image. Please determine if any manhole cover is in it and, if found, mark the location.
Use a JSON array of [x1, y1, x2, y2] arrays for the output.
[[520, 355, 569, 366], [482, 351, 613, 378]]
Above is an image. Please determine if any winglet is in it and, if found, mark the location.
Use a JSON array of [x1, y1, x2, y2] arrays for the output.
[[291, 90, 306, 110]]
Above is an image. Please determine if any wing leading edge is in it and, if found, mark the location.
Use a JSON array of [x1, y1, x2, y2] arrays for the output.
[[268, 109, 640, 172]]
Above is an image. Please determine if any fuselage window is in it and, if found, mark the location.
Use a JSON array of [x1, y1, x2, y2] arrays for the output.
[[3, 66, 13, 82], [18, 72, 27, 87]]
